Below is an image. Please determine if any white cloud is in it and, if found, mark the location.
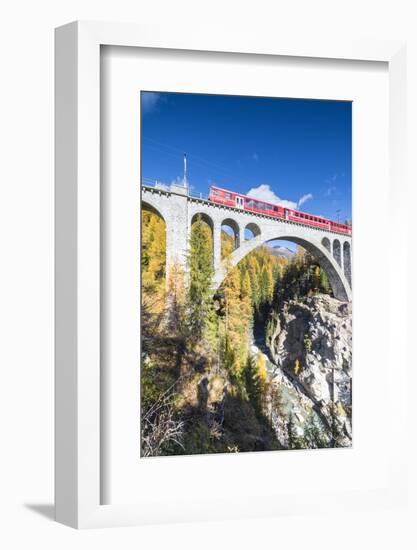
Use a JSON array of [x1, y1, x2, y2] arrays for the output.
[[170, 175, 186, 186], [141, 92, 162, 114], [155, 182, 170, 191], [298, 193, 313, 208], [324, 174, 339, 196], [325, 185, 336, 197], [247, 184, 314, 211], [246, 184, 298, 209]]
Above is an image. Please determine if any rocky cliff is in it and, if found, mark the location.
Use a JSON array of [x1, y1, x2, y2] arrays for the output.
[[254, 294, 352, 449]]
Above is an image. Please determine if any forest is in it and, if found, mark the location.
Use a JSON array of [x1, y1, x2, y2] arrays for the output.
[[141, 209, 351, 457]]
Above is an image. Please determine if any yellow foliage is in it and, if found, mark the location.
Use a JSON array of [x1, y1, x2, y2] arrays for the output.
[[294, 358, 301, 375], [255, 353, 268, 387], [252, 353, 268, 412], [224, 266, 242, 339], [265, 264, 274, 303], [221, 231, 234, 259], [165, 261, 186, 331], [240, 270, 253, 325], [335, 401, 346, 417], [241, 270, 251, 297], [294, 245, 307, 268], [166, 262, 186, 307], [141, 210, 166, 313]]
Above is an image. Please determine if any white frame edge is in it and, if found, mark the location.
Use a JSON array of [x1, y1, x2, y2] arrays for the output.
[[55, 20, 407, 529]]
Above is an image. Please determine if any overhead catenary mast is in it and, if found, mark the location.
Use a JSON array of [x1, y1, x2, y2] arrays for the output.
[[183, 152, 187, 191]]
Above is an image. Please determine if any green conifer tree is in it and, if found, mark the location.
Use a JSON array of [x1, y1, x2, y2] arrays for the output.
[[319, 268, 331, 294], [187, 215, 214, 341], [287, 412, 303, 449]]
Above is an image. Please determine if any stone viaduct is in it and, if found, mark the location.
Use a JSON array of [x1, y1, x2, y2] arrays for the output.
[[142, 183, 352, 302]]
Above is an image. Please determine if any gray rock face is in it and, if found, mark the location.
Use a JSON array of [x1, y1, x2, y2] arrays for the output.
[[265, 294, 352, 448]]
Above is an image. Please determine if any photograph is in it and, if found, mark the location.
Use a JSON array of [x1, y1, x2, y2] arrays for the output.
[[140, 91, 352, 457]]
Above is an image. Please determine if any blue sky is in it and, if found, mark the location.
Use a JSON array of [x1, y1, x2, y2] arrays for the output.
[[141, 92, 352, 235]]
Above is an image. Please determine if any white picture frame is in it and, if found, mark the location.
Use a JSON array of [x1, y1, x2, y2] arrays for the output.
[[55, 21, 407, 529]]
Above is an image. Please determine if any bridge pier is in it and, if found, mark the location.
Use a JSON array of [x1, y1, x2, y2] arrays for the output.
[[213, 221, 222, 275], [343, 241, 352, 286]]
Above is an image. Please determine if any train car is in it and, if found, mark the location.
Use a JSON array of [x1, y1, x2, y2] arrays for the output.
[[285, 209, 332, 231], [208, 185, 352, 236], [208, 186, 240, 208], [244, 195, 285, 219], [208, 186, 285, 219], [329, 221, 352, 236]]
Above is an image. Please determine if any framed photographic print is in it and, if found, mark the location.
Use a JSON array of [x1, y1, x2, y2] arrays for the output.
[[55, 21, 408, 528], [139, 91, 353, 458]]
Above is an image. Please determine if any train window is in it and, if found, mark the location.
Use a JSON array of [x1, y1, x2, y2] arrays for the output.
[[273, 206, 278, 212], [224, 192, 232, 200]]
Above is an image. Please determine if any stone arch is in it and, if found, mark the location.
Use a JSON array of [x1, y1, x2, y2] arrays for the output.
[[343, 241, 351, 286], [322, 237, 331, 252], [191, 212, 215, 266], [214, 233, 351, 302], [141, 199, 166, 223], [191, 211, 214, 231], [221, 217, 241, 249], [245, 222, 261, 240], [333, 239, 341, 267], [141, 199, 167, 284]]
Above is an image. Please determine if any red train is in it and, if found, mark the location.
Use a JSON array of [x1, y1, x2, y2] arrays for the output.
[[208, 186, 352, 236]]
